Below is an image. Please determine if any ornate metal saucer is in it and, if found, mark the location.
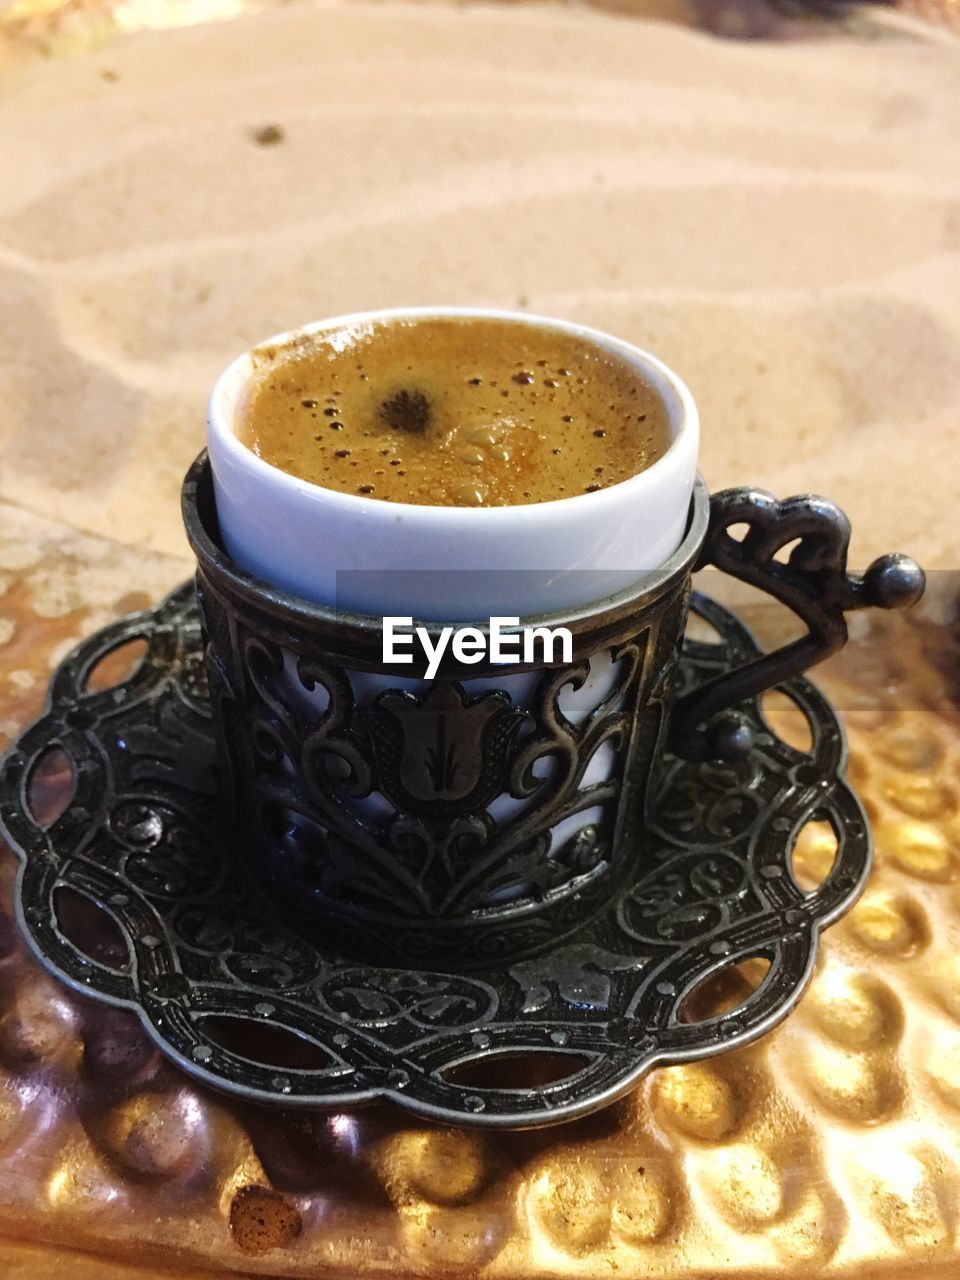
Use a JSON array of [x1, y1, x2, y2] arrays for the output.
[[0, 582, 871, 1128]]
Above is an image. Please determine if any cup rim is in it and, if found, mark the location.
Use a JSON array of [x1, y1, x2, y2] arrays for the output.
[[184, 450, 710, 637], [207, 305, 699, 522]]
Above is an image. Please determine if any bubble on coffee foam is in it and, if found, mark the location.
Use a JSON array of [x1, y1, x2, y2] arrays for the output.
[[453, 482, 486, 506], [465, 427, 496, 447]]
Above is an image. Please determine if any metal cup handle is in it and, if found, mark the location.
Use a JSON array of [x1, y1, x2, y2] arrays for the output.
[[668, 487, 925, 761]]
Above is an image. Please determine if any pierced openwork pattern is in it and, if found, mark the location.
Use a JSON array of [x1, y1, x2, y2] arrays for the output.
[[190, 464, 699, 972], [0, 584, 870, 1127], [200, 587, 683, 970]]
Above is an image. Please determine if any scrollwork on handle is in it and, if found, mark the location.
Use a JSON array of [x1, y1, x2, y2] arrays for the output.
[[669, 488, 925, 761]]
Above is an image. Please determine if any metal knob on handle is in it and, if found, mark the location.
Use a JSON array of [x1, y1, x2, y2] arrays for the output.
[[669, 488, 925, 760]]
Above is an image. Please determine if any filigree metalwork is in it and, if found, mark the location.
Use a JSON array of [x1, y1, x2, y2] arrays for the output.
[[178, 457, 922, 970], [187, 458, 698, 969], [670, 488, 925, 758], [0, 584, 873, 1128]]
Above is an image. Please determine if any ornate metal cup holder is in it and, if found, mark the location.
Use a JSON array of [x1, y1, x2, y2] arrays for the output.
[[0, 582, 871, 1128]]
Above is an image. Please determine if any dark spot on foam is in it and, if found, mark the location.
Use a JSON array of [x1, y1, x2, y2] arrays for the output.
[[378, 388, 432, 434]]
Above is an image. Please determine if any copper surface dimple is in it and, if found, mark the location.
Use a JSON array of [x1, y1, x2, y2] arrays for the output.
[[229, 1185, 304, 1255]]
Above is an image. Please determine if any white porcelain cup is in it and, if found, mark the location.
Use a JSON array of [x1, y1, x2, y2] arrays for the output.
[[206, 307, 699, 621]]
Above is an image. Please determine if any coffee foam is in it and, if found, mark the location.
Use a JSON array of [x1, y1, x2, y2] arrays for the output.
[[236, 316, 670, 507]]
